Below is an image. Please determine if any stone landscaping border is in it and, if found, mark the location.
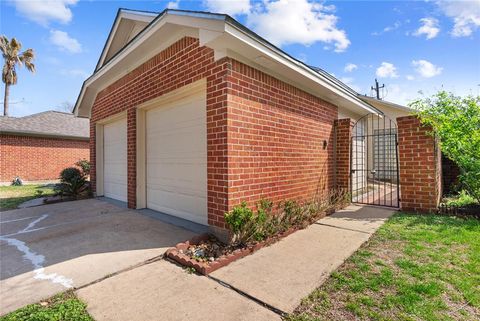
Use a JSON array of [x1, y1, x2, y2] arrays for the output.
[[165, 209, 335, 275]]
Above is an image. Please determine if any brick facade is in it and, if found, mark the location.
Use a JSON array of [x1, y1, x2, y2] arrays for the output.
[[397, 115, 442, 212], [90, 37, 230, 221], [90, 37, 339, 230], [225, 60, 338, 218], [334, 118, 354, 191], [0, 134, 89, 182]]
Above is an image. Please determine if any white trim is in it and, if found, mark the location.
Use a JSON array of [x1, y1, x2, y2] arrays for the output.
[[96, 10, 157, 71], [137, 79, 206, 111]]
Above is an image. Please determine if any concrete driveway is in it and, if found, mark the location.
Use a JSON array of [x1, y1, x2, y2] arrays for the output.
[[0, 198, 197, 314]]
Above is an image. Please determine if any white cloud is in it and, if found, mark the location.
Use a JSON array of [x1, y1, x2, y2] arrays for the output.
[[49, 30, 82, 53], [12, 0, 77, 26], [344, 63, 358, 72], [204, 0, 250, 16], [60, 68, 88, 78], [204, 0, 350, 51], [406, 75, 415, 80], [167, 0, 180, 9], [246, 0, 350, 51], [437, 0, 480, 37], [372, 21, 401, 36], [412, 59, 443, 78], [376, 62, 398, 78], [413, 17, 440, 39]]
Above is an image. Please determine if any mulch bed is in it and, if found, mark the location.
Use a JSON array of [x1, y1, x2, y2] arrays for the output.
[[166, 208, 336, 275], [166, 228, 298, 275]]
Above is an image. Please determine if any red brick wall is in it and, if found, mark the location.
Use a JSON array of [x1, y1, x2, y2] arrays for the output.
[[334, 118, 354, 191], [0, 134, 89, 182], [225, 60, 338, 214], [397, 115, 442, 212]]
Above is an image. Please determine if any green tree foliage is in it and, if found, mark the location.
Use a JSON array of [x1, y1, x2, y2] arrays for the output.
[[0, 36, 35, 116], [410, 91, 480, 203]]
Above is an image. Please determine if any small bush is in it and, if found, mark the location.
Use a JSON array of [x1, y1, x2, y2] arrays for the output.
[[444, 190, 478, 207], [11, 176, 23, 186], [75, 159, 91, 176], [56, 167, 88, 199], [224, 189, 349, 246]]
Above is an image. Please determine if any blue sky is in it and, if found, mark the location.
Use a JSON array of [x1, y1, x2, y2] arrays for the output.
[[1, 0, 479, 117]]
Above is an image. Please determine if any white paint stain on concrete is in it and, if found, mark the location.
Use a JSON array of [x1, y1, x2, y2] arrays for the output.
[[0, 214, 74, 288]]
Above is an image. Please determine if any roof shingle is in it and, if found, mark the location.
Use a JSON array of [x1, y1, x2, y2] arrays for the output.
[[0, 111, 89, 139]]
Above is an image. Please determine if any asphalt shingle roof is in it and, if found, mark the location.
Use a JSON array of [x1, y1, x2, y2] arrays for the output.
[[0, 111, 89, 139]]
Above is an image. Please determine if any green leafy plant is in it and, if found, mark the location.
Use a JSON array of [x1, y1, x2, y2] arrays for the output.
[[444, 190, 478, 207], [11, 176, 22, 186], [224, 189, 350, 246], [75, 159, 91, 176], [55, 167, 89, 199], [411, 91, 480, 203]]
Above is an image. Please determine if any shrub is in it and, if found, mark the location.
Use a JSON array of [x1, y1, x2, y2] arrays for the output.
[[11, 176, 23, 186], [75, 159, 91, 176], [224, 189, 350, 245], [56, 167, 88, 198]]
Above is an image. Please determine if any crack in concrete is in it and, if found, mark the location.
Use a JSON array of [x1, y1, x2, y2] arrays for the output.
[[314, 222, 372, 234]]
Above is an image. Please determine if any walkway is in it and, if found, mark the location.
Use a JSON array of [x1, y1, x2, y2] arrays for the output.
[[77, 204, 395, 320]]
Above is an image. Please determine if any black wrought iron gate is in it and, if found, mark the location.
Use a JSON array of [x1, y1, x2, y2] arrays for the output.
[[350, 113, 400, 207]]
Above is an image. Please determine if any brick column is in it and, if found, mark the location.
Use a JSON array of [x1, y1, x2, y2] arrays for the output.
[[127, 109, 137, 209], [397, 115, 442, 212], [335, 118, 354, 192]]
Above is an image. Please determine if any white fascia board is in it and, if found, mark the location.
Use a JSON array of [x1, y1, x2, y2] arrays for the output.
[[95, 10, 157, 71], [224, 22, 379, 115], [75, 15, 171, 117]]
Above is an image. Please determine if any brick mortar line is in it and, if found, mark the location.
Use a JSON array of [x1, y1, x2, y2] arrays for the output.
[[314, 222, 372, 235]]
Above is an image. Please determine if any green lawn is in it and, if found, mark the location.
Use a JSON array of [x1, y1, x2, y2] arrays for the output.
[[0, 184, 56, 211], [288, 213, 480, 321], [0, 291, 93, 321]]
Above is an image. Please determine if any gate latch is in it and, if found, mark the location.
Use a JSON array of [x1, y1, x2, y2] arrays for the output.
[[370, 169, 376, 174]]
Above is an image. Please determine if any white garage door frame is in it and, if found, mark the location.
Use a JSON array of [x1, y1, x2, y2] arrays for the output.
[[136, 79, 208, 225], [95, 111, 127, 202]]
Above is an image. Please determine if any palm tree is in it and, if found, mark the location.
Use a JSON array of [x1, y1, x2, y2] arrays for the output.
[[0, 36, 35, 116]]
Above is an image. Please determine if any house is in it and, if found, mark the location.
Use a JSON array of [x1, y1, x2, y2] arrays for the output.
[[74, 9, 439, 237], [0, 111, 90, 183]]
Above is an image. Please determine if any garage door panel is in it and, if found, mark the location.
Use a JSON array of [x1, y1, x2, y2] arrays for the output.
[[104, 118, 127, 202], [146, 92, 207, 225]]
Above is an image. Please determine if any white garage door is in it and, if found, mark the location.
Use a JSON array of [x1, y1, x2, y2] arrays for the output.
[[103, 117, 128, 202], [146, 92, 207, 225]]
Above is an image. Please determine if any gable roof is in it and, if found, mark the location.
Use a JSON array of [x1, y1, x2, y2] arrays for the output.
[[95, 8, 158, 71], [359, 95, 412, 113], [0, 111, 89, 140], [75, 8, 382, 118]]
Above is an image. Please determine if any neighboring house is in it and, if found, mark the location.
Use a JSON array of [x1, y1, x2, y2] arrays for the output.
[[75, 9, 438, 237], [0, 111, 90, 183]]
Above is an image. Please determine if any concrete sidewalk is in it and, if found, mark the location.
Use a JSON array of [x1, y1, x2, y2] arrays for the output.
[[76, 204, 394, 320], [210, 204, 395, 313], [77, 260, 280, 321]]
